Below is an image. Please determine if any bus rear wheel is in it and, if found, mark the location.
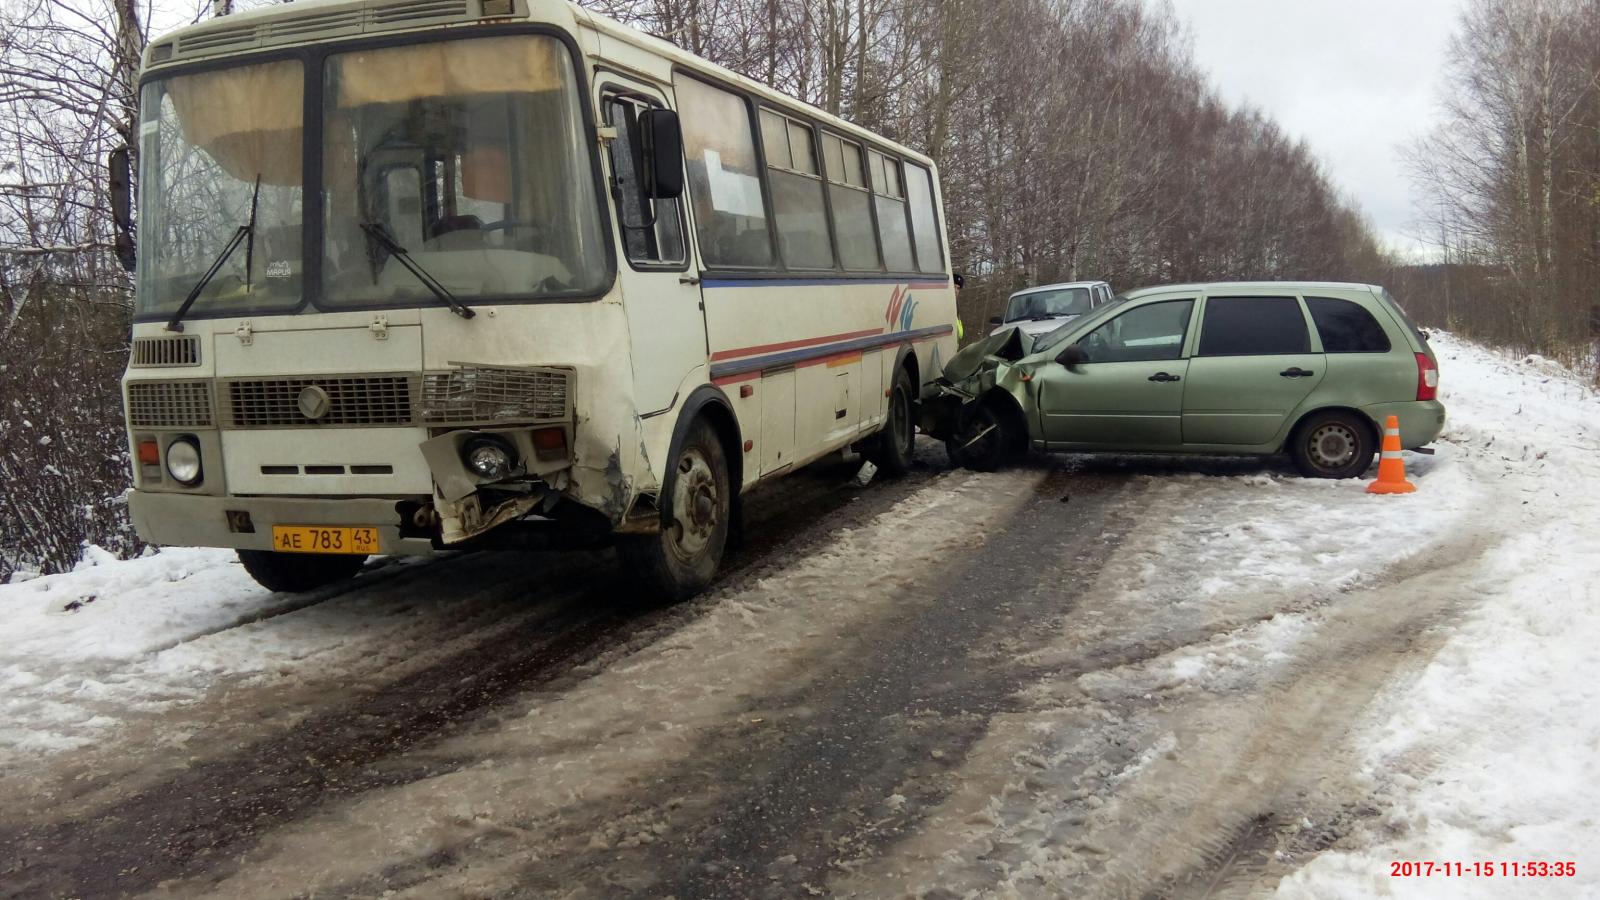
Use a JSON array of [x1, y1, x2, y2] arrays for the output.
[[621, 418, 731, 602], [865, 365, 916, 476], [237, 549, 366, 593]]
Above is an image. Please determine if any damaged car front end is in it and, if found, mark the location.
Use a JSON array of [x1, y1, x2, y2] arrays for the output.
[[919, 326, 1039, 471]]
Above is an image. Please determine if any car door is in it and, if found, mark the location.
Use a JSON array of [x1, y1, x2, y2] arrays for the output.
[[1181, 295, 1325, 446], [600, 84, 705, 417], [1035, 298, 1196, 448]]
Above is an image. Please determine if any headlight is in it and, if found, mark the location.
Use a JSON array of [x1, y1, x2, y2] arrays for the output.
[[165, 437, 202, 485], [462, 436, 517, 479]]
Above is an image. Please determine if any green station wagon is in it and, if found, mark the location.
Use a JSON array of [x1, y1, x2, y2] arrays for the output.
[[924, 282, 1445, 478]]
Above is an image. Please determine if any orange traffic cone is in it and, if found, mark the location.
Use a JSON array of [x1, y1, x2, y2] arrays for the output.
[[1366, 415, 1416, 494]]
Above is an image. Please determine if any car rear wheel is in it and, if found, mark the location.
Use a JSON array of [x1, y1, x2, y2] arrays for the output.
[[237, 549, 366, 593], [865, 366, 916, 476], [620, 418, 731, 602], [1290, 411, 1375, 479]]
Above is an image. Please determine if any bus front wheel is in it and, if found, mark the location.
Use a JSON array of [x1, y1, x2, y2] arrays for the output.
[[621, 418, 731, 601], [237, 549, 366, 593]]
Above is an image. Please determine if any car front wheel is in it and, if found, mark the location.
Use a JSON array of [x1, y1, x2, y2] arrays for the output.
[[946, 401, 1017, 471], [1291, 411, 1375, 479]]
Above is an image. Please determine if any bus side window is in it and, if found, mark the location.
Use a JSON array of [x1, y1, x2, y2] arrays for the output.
[[904, 162, 943, 274], [674, 75, 773, 269], [761, 109, 834, 270], [869, 149, 914, 272], [822, 132, 882, 272], [604, 95, 686, 266]]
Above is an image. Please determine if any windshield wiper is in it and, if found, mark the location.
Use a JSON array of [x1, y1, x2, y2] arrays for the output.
[[359, 222, 475, 320], [166, 175, 260, 333]]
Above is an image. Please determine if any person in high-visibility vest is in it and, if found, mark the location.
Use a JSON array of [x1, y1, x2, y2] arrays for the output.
[[953, 273, 967, 344]]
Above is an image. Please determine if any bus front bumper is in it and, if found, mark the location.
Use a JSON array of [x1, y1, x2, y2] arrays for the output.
[[129, 491, 437, 557]]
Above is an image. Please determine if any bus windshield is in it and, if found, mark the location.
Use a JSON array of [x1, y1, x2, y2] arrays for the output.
[[1005, 287, 1092, 322], [137, 58, 307, 317], [134, 35, 608, 318]]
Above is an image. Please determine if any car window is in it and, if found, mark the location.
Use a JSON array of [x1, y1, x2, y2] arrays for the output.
[[1306, 296, 1390, 353], [1197, 296, 1310, 356], [1006, 287, 1092, 321], [1077, 299, 1194, 363]]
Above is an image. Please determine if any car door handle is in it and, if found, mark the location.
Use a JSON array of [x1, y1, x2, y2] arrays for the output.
[[679, 274, 702, 285], [1148, 372, 1181, 383], [1279, 367, 1314, 378]]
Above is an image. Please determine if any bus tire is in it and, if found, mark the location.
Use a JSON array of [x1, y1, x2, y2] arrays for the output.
[[236, 549, 366, 593], [620, 417, 731, 601], [865, 365, 916, 476]]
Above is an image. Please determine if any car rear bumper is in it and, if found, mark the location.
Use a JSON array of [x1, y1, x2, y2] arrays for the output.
[[1360, 400, 1446, 449], [129, 491, 437, 556]]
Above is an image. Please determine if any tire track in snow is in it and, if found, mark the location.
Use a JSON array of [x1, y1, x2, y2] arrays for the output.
[[0, 448, 952, 899]]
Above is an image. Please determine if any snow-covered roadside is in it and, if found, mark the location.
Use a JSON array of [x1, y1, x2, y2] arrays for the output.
[[833, 334, 1600, 899], [1277, 336, 1600, 899], [1, 547, 297, 754]]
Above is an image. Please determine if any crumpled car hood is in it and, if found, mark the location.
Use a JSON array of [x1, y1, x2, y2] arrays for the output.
[[943, 326, 1032, 383]]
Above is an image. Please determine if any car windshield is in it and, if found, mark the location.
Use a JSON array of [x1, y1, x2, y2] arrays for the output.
[[133, 36, 608, 319], [1005, 287, 1092, 321], [136, 59, 306, 317]]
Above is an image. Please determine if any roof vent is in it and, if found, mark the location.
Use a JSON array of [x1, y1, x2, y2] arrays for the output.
[[175, 21, 260, 56], [369, 0, 470, 26], [264, 9, 364, 42]]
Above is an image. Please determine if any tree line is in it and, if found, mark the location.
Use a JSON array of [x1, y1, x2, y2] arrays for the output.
[[583, 0, 1387, 325], [1401, 0, 1600, 375], [0, 0, 1385, 577]]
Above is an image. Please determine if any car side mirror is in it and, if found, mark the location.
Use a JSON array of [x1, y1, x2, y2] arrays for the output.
[[639, 108, 683, 200], [108, 147, 136, 272], [1055, 344, 1087, 372], [988, 315, 1002, 326]]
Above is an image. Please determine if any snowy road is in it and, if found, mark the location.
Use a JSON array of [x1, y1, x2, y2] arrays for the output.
[[2, 335, 1597, 899]]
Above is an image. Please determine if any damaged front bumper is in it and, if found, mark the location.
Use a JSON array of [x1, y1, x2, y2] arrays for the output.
[[918, 326, 1032, 441]]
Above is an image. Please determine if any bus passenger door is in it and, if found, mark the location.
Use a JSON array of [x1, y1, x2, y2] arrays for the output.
[[600, 85, 706, 418]]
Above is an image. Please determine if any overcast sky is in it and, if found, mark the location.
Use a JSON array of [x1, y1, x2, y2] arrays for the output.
[[1165, 0, 1464, 257]]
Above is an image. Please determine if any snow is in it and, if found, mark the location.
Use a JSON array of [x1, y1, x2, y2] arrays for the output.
[[3, 334, 1599, 895], [1277, 335, 1600, 898]]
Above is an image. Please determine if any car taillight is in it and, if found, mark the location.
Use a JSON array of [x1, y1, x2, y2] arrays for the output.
[[1415, 352, 1439, 401]]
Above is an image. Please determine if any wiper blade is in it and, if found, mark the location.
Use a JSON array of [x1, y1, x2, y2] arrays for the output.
[[359, 222, 475, 320], [166, 175, 260, 333]]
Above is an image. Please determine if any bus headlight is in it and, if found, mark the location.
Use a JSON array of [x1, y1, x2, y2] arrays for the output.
[[463, 436, 517, 479], [165, 437, 202, 485]]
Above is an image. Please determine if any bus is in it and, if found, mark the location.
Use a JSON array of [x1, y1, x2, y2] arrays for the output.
[[112, 0, 958, 599]]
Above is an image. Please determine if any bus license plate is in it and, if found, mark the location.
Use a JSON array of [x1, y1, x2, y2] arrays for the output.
[[271, 525, 380, 555]]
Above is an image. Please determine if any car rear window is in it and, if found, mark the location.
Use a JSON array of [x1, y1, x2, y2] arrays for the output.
[[1197, 296, 1309, 356], [1306, 297, 1391, 353]]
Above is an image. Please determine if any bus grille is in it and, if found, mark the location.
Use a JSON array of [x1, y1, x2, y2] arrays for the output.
[[224, 376, 415, 428], [419, 366, 571, 425], [130, 336, 200, 367], [127, 381, 213, 428]]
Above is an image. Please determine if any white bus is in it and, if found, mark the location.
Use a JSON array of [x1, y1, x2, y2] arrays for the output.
[[114, 0, 958, 598]]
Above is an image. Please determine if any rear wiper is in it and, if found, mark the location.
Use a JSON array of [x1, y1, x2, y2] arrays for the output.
[[359, 222, 475, 320], [166, 175, 260, 333]]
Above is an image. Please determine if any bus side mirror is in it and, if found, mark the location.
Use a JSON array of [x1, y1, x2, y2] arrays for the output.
[[988, 315, 1002, 326], [108, 147, 136, 272], [639, 108, 683, 200], [1055, 344, 1087, 371]]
